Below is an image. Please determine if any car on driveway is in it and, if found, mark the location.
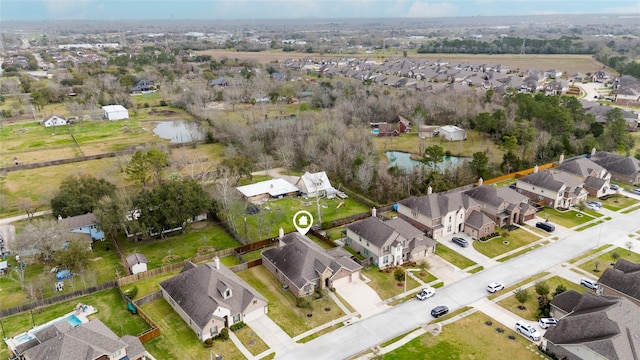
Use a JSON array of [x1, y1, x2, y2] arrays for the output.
[[586, 203, 599, 210], [609, 184, 620, 191], [586, 200, 602, 208], [430, 305, 449, 318], [535, 222, 555, 232], [516, 321, 541, 341], [631, 188, 640, 195], [580, 278, 598, 290], [452, 237, 469, 247], [539, 318, 558, 329], [416, 287, 436, 300], [486, 282, 505, 293]]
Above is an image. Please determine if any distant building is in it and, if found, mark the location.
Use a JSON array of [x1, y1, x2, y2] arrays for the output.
[[42, 115, 67, 127], [102, 105, 129, 120], [438, 125, 467, 141]]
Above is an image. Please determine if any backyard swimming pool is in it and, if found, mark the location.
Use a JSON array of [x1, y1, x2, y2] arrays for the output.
[[65, 314, 82, 328], [13, 333, 34, 345]]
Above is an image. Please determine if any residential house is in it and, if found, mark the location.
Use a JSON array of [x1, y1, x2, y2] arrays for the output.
[[345, 216, 436, 269], [438, 125, 467, 141], [261, 232, 362, 297], [377, 115, 411, 137], [544, 291, 640, 360], [590, 151, 640, 185], [613, 74, 640, 105], [463, 185, 537, 227], [397, 191, 494, 240], [129, 79, 155, 94], [463, 210, 495, 239], [515, 169, 588, 209], [295, 171, 337, 198], [549, 289, 583, 319], [126, 253, 148, 275], [160, 259, 268, 341], [101, 105, 129, 120], [17, 319, 146, 360], [236, 178, 299, 203], [58, 213, 105, 242], [553, 156, 611, 197], [598, 259, 640, 306], [42, 115, 67, 127]]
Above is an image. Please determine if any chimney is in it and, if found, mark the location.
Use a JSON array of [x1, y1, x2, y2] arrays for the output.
[[591, 147, 596, 156], [534, 165, 539, 173], [559, 154, 564, 164], [427, 186, 433, 194], [371, 207, 377, 218], [213, 256, 220, 270], [478, 177, 483, 186]]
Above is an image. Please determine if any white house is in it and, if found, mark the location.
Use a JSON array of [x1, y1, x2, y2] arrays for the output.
[[438, 125, 467, 141], [42, 115, 68, 127], [102, 105, 129, 120], [126, 253, 148, 275], [296, 171, 337, 198]]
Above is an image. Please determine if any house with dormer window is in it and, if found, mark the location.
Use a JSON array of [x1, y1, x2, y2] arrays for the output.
[[159, 258, 267, 341], [516, 169, 588, 209]]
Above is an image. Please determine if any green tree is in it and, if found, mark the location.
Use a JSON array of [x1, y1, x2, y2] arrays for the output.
[[469, 151, 490, 180], [423, 145, 445, 169], [126, 150, 152, 186], [393, 267, 406, 283], [534, 281, 550, 298], [51, 174, 117, 218], [514, 288, 531, 310], [603, 108, 634, 154], [552, 284, 567, 297], [93, 194, 126, 242], [146, 149, 168, 185], [54, 237, 91, 272]]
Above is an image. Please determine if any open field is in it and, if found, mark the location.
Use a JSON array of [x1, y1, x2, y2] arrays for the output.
[[383, 311, 544, 360], [236, 265, 346, 337], [197, 50, 606, 74], [0, 288, 151, 359]]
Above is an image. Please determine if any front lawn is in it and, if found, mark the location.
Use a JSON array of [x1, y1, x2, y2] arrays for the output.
[[116, 221, 241, 269], [141, 298, 244, 360], [435, 245, 476, 270], [0, 288, 150, 360], [538, 208, 595, 228], [473, 229, 541, 259], [577, 247, 640, 275], [236, 265, 346, 337], [233, 325, 269, 356], [383, 312, 543, 360], [600, 193, 638, 211], [362, 267, 421, 301], [497, 276, 586, 321]]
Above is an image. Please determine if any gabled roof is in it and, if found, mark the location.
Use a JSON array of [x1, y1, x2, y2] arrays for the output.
[[399, 192, 478, 220], [544, 293, 640, 360], [555, 157, 607, 179], [598, 259, 640, 301], [23, 319, 140, 360], [236, 178, 299, 198], [297, 171, 333, 194], [464, 210, 493, 229], [518, 170, 566, 192], [583, 176, 607, 190], [464, 185, 528, 209], [590, 151, 640, 178], [439, 125, 465, 133], [346, 217, 399, 248], [385, 218, 424, 242], [126, 252, 148, 267], [551, 289, 583, 313], [58, 213, 97, 230], [160, 261, 266, 329], [262, 233, 361, 289]]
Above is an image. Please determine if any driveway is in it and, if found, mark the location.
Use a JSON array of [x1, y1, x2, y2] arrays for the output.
[[334, 278, 389, 319], [245, 315, 298, 357]]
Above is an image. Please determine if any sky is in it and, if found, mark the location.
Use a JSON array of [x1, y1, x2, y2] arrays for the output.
[[1, 0, 639, 21]]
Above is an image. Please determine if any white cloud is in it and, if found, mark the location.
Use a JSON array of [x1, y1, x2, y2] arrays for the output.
[[405, 1, 457, 17]]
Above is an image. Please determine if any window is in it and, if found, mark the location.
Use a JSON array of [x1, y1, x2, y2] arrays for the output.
[[538, 195, 544, 201], [411, 210, 418, 217], [484, 226, 490, 233], [233, 314, 241, 323], [112, 350, 121, 357], [211, 326, 218, 336], [383, 245, 389, 253], [346, 237, 352, 244], [364, 249, 370, 257], [448, 216, 452, 222], [447, 225, 451, 232]]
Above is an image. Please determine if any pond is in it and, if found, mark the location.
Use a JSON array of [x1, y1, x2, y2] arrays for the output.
[[153, 120, 204, 143], [385, 151, 468, 172]]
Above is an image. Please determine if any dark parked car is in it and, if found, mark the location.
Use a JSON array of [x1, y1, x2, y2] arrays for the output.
[[431, 305, 449, 318], [536, 222, 555, 232], [452, 237, 469, 247]]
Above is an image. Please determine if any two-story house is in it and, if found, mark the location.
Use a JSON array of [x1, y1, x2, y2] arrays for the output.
[[464, 185, 537, 227], [345, 216, 436, 269], [515, 169, 588, 209], [397, 191, 494, 240], [590, 151, 640, 185], [554, 157, 612, 197]]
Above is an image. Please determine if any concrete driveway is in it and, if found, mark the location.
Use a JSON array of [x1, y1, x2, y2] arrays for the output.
[[334, 278, 390, 319]]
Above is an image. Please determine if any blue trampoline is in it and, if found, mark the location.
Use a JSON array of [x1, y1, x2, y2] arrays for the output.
[[56, 270, 72, 281]]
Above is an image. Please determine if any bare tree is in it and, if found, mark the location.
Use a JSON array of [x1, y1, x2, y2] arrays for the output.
[[18, 218, 68, 261], [17, 197, 44, 221]]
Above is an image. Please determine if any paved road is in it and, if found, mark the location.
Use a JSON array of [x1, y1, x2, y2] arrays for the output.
[[277, 208, 640, 360]]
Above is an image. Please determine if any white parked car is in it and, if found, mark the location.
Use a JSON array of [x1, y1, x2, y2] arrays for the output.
[[487, 282, 505, 293], [586, 203, 599, 211], [539, 318, 558, 329], [580, 278, 598, 290], [516, 321, 541, 341], [416, 287, 436, 300]]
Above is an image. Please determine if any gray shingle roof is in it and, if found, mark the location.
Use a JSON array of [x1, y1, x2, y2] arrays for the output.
[[464, 185, 528, 209], [346, 217, 398, 248], [160, 261, 267, 329], [598, 260, 640, 301], [262, 233, 361, 289], [591, 151, 640, 179], [464, 210, 493, 229], [58, 213, 97, 230], [556, 157, 607, 178], [22, 319, 133, 360], [126, 252, 148, 268], [551, 289, 583, 313], [384, 218, 424, 243], [399, 192, 478, 220]]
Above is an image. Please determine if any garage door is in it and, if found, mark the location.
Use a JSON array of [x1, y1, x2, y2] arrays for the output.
[[331, 270, 360, 287], [243, 306, 267, 322]]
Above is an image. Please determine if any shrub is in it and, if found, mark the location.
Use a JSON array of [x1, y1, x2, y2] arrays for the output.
[[125, 286, 138, 300], [203, 338, 214, 347], [297, 298, 312, 309], [219, 328, 229, 340], [312, 289, 324, 300], [230, 322, 246, 331]]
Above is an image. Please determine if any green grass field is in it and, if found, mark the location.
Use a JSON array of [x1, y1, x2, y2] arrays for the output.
[[577, 247, 640, 275], [361, 267, 421, 301], [435, 244, 477, 270], [538, 208, 595, 228], [383, 312, 542, 360], [473, 228, 542, 259]]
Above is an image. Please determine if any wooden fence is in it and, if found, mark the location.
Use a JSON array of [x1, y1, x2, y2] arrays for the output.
[[0, 281, 117, 319], [229, 258, 262, 272], [481, 162, 557, 185]]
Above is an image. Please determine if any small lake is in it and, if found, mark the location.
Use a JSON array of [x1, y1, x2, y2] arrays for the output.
[[153, 120, 204, 143], [385, 151, 468, 171]]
